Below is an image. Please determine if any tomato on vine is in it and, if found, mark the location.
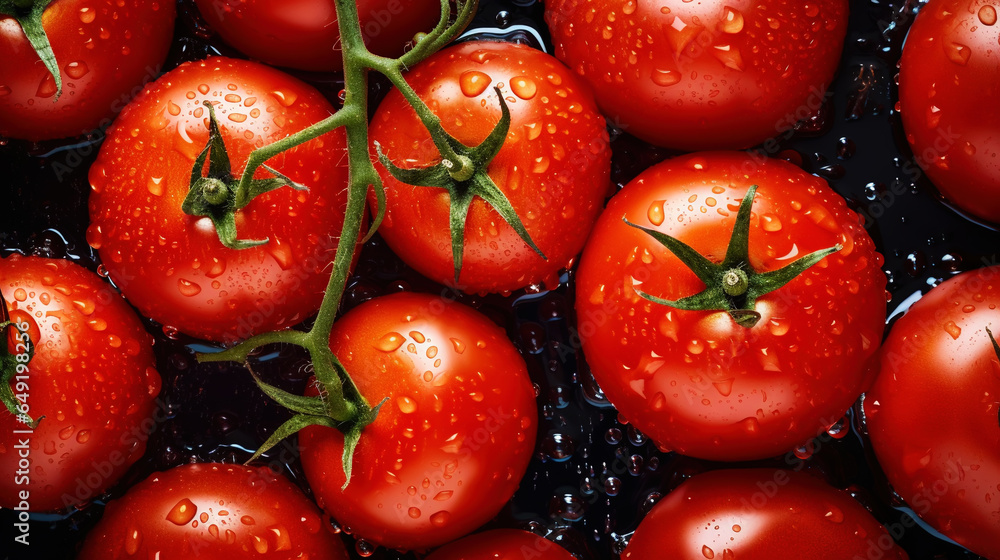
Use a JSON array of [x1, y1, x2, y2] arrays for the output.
[[864, 266, 1000, 559], [370, 40, 611, 294], [298, 292, 538, 550], [87, 57, 354, 343], [575, 152, 886, 461], [0, 255, 160, 512]]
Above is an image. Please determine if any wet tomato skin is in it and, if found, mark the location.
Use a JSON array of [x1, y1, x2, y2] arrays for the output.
[[77, 463, 350, 560], [195, 0, 440, 72], [369, 41, 611, 294], [87, 57, 351, 343], [865, 266, 1000, 559], [544, 0, 849, 150], [898, 0, 1000, 224], [0, 0, 176, 141], [424, 529, 577, 560], [575, 152, 886, 461], [299, 292, 538, 550], [623, 469, 909, 560], [0, 254, 161, 512]]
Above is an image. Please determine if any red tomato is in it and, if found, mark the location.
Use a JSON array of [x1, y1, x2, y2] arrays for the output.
[[574, 152, 886, 461], [369, 41, 611, 294], [195, 0, 440, 72], [87, 57, 352, 343], [864, 266, 1000, 559], [77, 463, 350, 560], [299, 292, 538, 550], [0, 0, 176, 141], [623, 469, 909, 560], [0, 254, 160, 512], [544, 0, 849, 150], [424, 529, 576, 560], [898, 0, 1000, 224]]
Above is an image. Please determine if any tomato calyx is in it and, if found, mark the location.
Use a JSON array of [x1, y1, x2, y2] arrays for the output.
[[374, 87, 545, 284], [0, 0, 61, 100], [181, 101, 308, 250], [0, 291, 41, 428], [625, 185, 841, 328]]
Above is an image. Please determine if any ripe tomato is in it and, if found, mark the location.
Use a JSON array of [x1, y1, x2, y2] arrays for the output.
[[299, 292, 538, 550], [575, 152, 886, 461], [0, 0, 176, 141], [77, 463, 350, 559], [864, 266, 1000, 559], [623, 469, 909, 559], [424, 529, 576, 560], [898, 0, 1000, 224], [369, 40, 611, 294], [87, 57, 352, 343], [195, 0, 440, 72], [0, 254, 160, 512], [544, 0, 849, 150]]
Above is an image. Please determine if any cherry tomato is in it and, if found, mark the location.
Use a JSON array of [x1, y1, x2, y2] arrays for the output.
[[299, 292, 538, 550], [369, 41, 611, 294], [0, 0, 176, 141], [0, 254, 160, 512], [544, 0, 849, 150], [195, 0, 440, 72], [424, 529, 576, 560], [77, 462, 350, 560], [575, 152, 886, 461], [898, 0, 1000, 224], [87, 57, 352, 343], [623, 469, 909, 560], [864, 266, 1000, 559]]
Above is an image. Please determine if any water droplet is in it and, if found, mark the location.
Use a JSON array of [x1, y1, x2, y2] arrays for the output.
[[647, 200, 665, 225], [76, 430, 90, 443], [651, 68, 681, 87], [270, 90, 298, 107], [65, 61, 89, 79], [434, 490, 453, 501], [510, 76, 537, 99], [125, 527, 142, 555], [825, 505, 844, 523], [36, 73, 57, 98], [712, 45, 745, 71], [450, 338, 465, 354], [945, 42, 971, 65], [375, 332, 405, 352], [177, 278, 202, 297], [228, 113, 247, 123], [943, 321, 962, 340], [761, 214, 782, 232], [459, 71, 492, 97], [147, 176, 164, 196], [429, 511, 451, 527], [721, 6, 744, 33], [241, 515, 255, 525], [703, 545, 716, 559], [532, 156, 550, 174], [166, 101, 181, 116], [73, 299, 96, 315], [166, 499, 198, 525], [408, 507, 421, 518], [980, 5, 997, 25], [396, 396, 417, 414]]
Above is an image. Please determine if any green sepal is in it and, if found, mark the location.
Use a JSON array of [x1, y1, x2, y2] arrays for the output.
[[0, 292, 41, 428], [181, 101, 307, 250], [627, 185, 841, 328], [1, 0, 61, 100], [339, 397, 387, 489], [375, 87, 545, 285], [248, 369, 327, 416], [244, 412, 338, 465]]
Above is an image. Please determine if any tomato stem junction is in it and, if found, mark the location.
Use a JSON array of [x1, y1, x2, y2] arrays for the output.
[[1, 0, 60, 99]]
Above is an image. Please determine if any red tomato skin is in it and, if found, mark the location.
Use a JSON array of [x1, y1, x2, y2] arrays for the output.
[[575, 152, 886, 461], [898, 0, 1000, 224], [299, 292, 538, 550], [0, 0, 176, 141], [623, 469, 909, 560], [195, 0, 440, 72], [87, 57, 352, 343], [544, 0, 849, 150], [77, 463, 350, 560], [0, 254, 161, 512], [369, 41, 611, 294], [424, 529, 576, 560], [865, 266, 1000, 559]]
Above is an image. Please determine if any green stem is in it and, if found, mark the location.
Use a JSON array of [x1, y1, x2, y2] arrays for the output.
[[198, 329, 309, 364]]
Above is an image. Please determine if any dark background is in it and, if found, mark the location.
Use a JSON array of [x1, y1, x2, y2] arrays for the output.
[[0, 0, 993, 558]]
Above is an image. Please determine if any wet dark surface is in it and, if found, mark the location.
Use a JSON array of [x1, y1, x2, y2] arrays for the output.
[[0, 0, 994, 558]]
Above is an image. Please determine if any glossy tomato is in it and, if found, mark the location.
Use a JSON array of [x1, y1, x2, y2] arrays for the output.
[[87, 57, 352, 343], [864, 266, 1000, 559], [0, 254, 160, 512], [898, 0, 1000, 224], [424, 529, 576, 560], [195, 0, 440, 72], [0, 0, 176, 141], [369, 40, 611, 294], [299, 292, 538, 550], [575, 152, 886, 461], [623, 469, 909, 559], [544, 0, 849, 150], [77, 463, 349, 559]]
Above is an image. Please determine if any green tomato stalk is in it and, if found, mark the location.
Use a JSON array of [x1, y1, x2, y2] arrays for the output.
[[1, 0, 61, 99]]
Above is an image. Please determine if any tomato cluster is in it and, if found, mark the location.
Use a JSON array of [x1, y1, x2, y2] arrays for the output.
[[2, 0, 1000, 559]]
